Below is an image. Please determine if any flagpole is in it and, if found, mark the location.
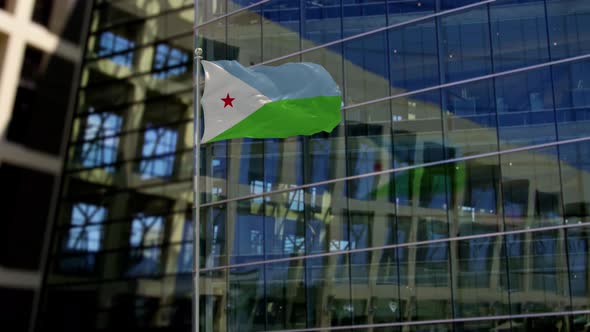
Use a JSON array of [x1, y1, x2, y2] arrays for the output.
[[193, 47, 203, 332]]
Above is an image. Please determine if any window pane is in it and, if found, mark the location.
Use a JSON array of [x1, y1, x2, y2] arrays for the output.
[[262, 0, 301, 61], [547, 0, 590, 60], [343, 0, 387, 37], [553, 59, 590, 140], [440, 5, 492, 82], [227, 7, 262, 65], [495, 68, 556, 149], [344, 31, 389, 105], [443, 78, 498, 157], [490, 0, 550, 72], [501, 147, 563, 230], [389, 18, 439, 93]]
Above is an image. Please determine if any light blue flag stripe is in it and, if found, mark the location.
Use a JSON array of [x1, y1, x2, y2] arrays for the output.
[[210, 60, 341, 101]]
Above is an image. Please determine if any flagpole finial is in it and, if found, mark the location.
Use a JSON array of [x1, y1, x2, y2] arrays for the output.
[[195, 48, 203, 59]]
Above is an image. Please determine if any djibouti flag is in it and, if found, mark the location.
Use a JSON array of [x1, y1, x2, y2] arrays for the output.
[[200, 60, 342, 143]]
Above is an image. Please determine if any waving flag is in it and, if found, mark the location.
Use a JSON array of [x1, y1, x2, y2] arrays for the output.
[[200, 60, 342, 143]]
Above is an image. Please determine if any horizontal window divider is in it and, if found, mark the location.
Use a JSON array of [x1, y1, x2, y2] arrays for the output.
[[264, 309, 590, 332], [82, 60, 192, 90], [92, 4, 193, 35], [61, 175, 193, 202], [85, 30, 192, 63], [70, 118, 193, 145], [342, 52, 590, 110], [53, 207, 191, 231], [51, 239, 193, 259], [66, 146, 192, 174], [76, 87, 192, 116], [45, 270, 193, 289], [200, 221, 590, 272], [199, 135, 590, 208]]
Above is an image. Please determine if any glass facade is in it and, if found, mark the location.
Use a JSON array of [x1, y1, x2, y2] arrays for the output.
[[37, 0, 590, 331]]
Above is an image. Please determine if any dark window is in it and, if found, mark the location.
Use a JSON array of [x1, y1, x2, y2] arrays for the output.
[[32, 0, 54, 27], [0, 163, 54, 270], [0, 288, 34, 332], [7, 47, 75, 155]]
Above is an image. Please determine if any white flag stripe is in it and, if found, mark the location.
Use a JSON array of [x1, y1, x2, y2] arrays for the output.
[[200, 61, 272, 143]]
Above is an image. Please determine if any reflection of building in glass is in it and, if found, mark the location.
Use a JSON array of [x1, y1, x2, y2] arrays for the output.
[[36, 0, 590, 332]]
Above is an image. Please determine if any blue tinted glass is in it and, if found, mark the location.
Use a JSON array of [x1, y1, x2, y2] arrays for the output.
[[61, 203, 107, 272], [443, 79, 498, 156], [388, 0, 435, 24], [568, 228, 589, 301], [344, 31, 389, 104], [139, 126, 178, 178], [152, 44, 189, 79], [97, 31, 135, 66], [177, 220, 193, 272], [262, 0, 301, 61], [495, 68, 556, 149], [389, 19, 439, 92], [80, 112, 122, 170], [302, 0, 342, 44], [547, 0, 590, 60], [490, 0, 549, 72], [552, 59, 590, 140], [66, 203, 106, 252], [127, 214, 164, 276], [342, 0, 387, 37], [440, 6, 492, 82], [346, 102, 392, 201], [201, 206, 227, 269], [440, 0, 483, 10]]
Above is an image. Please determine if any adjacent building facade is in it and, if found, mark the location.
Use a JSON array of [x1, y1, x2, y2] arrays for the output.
[[0, 1, 91, 331], [37, 0, 590, 331]]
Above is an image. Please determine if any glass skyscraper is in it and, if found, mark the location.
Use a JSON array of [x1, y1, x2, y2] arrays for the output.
[[37, 0, 590, 331]]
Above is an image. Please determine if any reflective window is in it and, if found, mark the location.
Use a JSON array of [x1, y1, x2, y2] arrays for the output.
[[127, 214, 164, 276], [262, 0, 301, 61], [97, 31, 135, 66], [389, 19, 439, 93], [501, 147, 563, 230], [553, 59, 590, 140], [547, 0, 590, 60], [439, 5, 492, 82], [443, 79, 498, 156], [152, 44, 190, 79], [495, 68, 556, 149], [490, 0, 549, 72], [343, 0, 387, 37], [65, 203, 106, 253], [61, 203, 107, 272], [79, 111, 122, 170], [139, 126, 178, 178], [302, 0, 342, 45]]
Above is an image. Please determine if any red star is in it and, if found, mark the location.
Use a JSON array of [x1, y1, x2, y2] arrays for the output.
[[221, 93, 235, 108]]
